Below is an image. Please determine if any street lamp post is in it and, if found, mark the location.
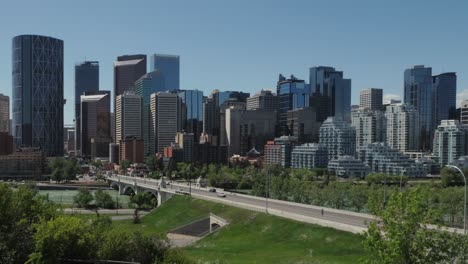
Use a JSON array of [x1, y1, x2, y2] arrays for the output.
[[446, 165, 467, 235]]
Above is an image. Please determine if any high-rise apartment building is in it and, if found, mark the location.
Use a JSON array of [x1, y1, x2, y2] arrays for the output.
[[150, 92, 182, 154], [404, 65, 433, 150], [80, 91, 111, 158], [0, 94, 10, 133], [461, 100, 468, 125], [351, 108, 386, 147], [150, 54, 180, 91], [433, 120, 468, 166], [359, 88, 383, 111], [277, 74, 310, 135], [319, 117, 356, 161], [291, 143, 328, 169], [12, 35, 64, 156], [115, 93, 143, 144], [433, 72, 457, 127], [247, 90, 279, 111], [133, 71, 165, 155], [385, 103, 420, 152], [264, 136, 298, 168], [310, 66, 351, 122], [75, 61, 99, 154]]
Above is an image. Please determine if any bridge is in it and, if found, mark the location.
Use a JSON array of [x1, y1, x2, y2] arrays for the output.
[[106, 174, 464, 235]]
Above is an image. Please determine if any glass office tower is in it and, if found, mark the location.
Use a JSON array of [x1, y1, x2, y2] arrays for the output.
[[309, 66, 351, 123], [277, 74, 310, 135], [150, 54, 180, 91], [12, 35, 64, 156], [433, 72, 457, 127], [75, 61, 99, 154], [178, 90, 203, 142], [404, 65, 433, 150]]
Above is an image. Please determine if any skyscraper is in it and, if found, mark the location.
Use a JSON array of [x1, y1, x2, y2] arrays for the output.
[[133, 71, 165, 155], [309, 66, 351, 122], [385, 103, 420, 152], [150, 54, 180, 91], [359, 88, 383, 111], [12, 35, 64, 156], [177, 90, 203, 142], [404, 65, 433, 150], [80, 91, 111, 158], [75, 61, 99, 154], [433, 72, 457, 127], [0, 94, 9, 133], [150, 92, 182, 154], [246, 90, 279, 111], [277, 74, 310, 135], [115, 93, 143, 144]]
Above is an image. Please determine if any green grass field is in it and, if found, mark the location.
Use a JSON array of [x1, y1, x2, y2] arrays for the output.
[[113, 196, 366, 264]]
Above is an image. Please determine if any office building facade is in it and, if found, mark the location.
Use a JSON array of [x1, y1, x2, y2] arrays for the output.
[[115, 93, 143, 144], [178, 90, 203, 142], [12, 35, 64, 156], [433, 72, 457, 127], [264, 136, 298, 168], [119, 136, 144, 164], [133, 71, 165, 154], [0, 94, 10, 133], [359, 88, 383, 111], [75, 61, 99, 153], [247, 90, 279, 111], [404, 65, 433, 150], [277, 74, 310, 135], [225, 108, 276, 156], [150, 92, 182, 154], [310, 66, 351, 122], [287, 107, 320, 144], [80, 91, 111, 158], [175, 132, 195, 162], [150, 54, 180, 91]]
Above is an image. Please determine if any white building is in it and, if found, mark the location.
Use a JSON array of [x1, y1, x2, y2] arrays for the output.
[[319, 117, 356, 161], [357, 142, 427, 177], [433, 120, 468, 166], [115, 92, 142, 143], [385, 103, 420, 152], [460, 100, 468, 125], [351, 108, 386, 147], [328, 156, 369, 178], [150, 92, 182, 154], [359, 88, 383, 111], [291, 143, 328, 169]]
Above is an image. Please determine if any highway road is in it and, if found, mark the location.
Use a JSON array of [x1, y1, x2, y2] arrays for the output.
[[166, 182, 374, 231]]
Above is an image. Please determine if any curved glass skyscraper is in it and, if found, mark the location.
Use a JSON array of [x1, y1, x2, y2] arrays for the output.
[[12, 35, 64, 156]]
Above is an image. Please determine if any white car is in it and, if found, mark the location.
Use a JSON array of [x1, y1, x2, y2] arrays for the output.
[[217, 193, 226, 198]]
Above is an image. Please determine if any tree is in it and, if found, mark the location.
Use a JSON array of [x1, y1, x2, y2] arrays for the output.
[[94, 190, 115, 209], [349, 184, 368, 212], [73, 188, 94, 208], [120, 160, 132, 172], [0, 184, 58, 264], [145, 155, 158, 171], [49, 157, 66, 183], [64, 159, 80, 182], [440, 167, 465, 187], [363, 187, 466, 263], [129, 192, 155, 209]]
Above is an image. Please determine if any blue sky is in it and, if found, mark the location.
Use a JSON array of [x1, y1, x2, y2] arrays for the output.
[[0, 0, 467, 124]]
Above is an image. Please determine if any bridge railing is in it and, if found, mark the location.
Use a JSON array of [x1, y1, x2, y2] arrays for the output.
[[108, 174, 161, 187]]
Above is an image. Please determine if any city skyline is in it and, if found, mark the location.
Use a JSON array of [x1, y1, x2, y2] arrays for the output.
[[0, 1, 467, 124]]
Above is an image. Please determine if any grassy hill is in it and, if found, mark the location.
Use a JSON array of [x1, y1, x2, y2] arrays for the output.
[[113, 195, 366, 264]]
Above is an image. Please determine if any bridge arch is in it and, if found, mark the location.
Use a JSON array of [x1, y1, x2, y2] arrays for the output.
[[122, 185, 136, 196], [110, 182, 119, 190]]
